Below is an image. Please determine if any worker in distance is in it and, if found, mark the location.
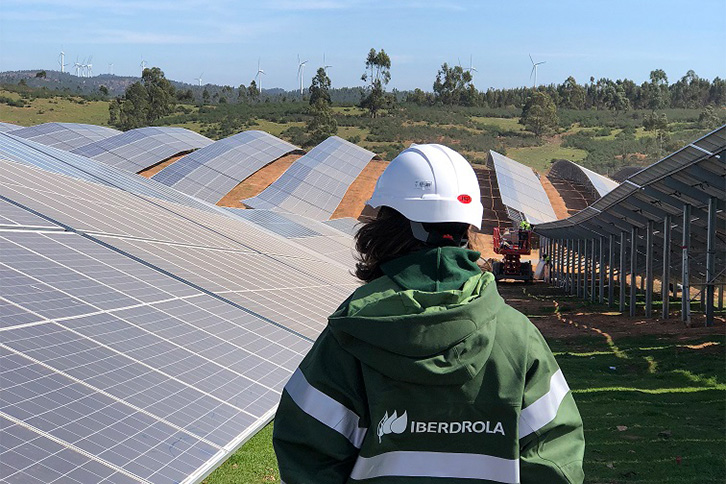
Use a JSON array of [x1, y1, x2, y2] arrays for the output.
[[273, 144, 584, 483]]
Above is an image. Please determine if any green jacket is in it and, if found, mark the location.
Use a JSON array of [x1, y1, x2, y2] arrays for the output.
[[273, 247, 584, 483]]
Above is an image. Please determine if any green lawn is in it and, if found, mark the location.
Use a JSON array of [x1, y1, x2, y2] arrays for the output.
[[203, 332, 725, 484], [471, 116, 525, 132], [0, 91, 111, 126], [509, 143, 589, 172]]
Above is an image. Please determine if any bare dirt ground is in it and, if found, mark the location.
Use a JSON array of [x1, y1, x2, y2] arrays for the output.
[[540, 175, 572, 219], [497, 281, 725, 341], [331, 159, 389, 220], [137, 153, 187, 178], [217, 153, 302, 208]]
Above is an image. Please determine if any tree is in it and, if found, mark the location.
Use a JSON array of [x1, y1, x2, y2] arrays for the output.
[[98, 85, 109, 96], [247, 80, 259, 101], [306, 68, 337, 146], [558, 76, 585, 109], [202, 88, 210, 104], [309, 67, 332, 106], [109, 66, 175, 129], [35, 71, 46, 79], [698, 105, 720, 129], [432, 63, 477, 106], [643, 111, 668, 156], [520, 92, 559, 137], [643, 69, 669, 110], [360, 48, 392, 118]]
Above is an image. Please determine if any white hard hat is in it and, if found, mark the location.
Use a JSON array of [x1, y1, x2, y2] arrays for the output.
[[367, 144, 483, 229]]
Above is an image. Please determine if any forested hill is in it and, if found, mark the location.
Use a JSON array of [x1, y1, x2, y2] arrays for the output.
[[2, 68, 724, 109]]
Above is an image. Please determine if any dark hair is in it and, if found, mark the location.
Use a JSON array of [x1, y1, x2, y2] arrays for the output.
[[354, 207, 475, 283], [354, 207, 426, 282]]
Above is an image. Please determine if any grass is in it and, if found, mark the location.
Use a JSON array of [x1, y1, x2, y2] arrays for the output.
[[203, 331, 724, 484], [471, 116, 526, 132], [0, 90, 111, 126], [509, 143, 589, 172]]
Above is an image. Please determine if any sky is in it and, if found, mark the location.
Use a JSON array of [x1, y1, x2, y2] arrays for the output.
[[1, 0, 724, 92]]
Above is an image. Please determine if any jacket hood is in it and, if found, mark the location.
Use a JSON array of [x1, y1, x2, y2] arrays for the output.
[[328, 247, 504, 385]]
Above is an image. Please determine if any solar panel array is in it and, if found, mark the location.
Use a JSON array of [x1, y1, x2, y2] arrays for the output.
[[151, 131, 300, 204], [8, 123, 121, 151], [243, 136, 375, 220], [549, 159, 619, 198], [0, 121, 21, 133], [71, 127, 213, 173], [226, 209, 357, 270], [488, 150, 557, 225], [0, 132, 223, 215], [0, 153, 359, 483], [322, 217, 360, 236]]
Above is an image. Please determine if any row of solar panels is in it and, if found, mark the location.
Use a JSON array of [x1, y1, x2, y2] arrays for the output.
[[0, 127, 366, 483], [1, 123, 377, 221], [487, 150, 619, 227]]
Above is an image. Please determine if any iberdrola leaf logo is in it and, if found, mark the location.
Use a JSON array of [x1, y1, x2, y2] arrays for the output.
[[376, 410, 408, 443]]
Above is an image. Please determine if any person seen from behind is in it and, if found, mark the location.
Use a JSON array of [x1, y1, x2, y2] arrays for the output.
[[273, 144, 585, 483]]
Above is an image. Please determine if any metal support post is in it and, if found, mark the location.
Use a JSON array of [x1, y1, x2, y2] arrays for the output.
[[608, 234, 614, 307], [630, 226, 637, 317], [576, 239, 582, 298], [619, 231, 626, 313], [590, 238, 596, 302], [645, 220, 654, 318], [583, 239, 589, 300], [599, 237, 605, 304], [662, 215, 671, 319], [569, 239, 575, 294], [706, 197, 717, 326], [681, 204, 691, 326], [718, 285, 723, 311]]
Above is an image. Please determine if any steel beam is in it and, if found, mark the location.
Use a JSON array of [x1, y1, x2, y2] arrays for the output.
[[630, 226, 638, 317], [645, 220, 654, 318], [608, 234, 614, 307], [662, 215, 671, 319], [576, 239, 582, 298], [619, 231, 626, 313], [583, 239, 589, 300], [705, 197, 717, 326], [682, 204, 691, 326], [599, 237, 605, 304], [591, 238, 596, 302]]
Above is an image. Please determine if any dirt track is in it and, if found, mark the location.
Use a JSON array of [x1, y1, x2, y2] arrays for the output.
[[217, 153, 302, 208], [137, 153, 187, 178], [332, 159, 389, 220]]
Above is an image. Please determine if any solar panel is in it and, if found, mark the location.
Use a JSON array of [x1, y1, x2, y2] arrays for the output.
[[0, 121, 21, 133], [549, 159, 619, 198], [488, 150, 557, 225], [152, 131, 300, 203], [0, 132, 224, 215], [0, 158, 362, 482], [322, 217, 360, 236], [8, 123, 121, 151], [243, 136, 375, 220], [225, 209, 358, 270], [71, 127, 213, 173]]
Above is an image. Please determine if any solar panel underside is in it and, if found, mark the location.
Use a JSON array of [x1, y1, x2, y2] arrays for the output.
[[0, 159, 360, 483], [489, 151, 557, 225], [577, 164, 619, 197], [9, 123, 122, 151], [243, 136, 374, 220], [71, 127, 213, 174], [152, 131, 299, 204]]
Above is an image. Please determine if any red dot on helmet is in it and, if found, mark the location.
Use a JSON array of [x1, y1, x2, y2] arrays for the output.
[[458, 194, 472, 204], [442, 234, 454, 240]]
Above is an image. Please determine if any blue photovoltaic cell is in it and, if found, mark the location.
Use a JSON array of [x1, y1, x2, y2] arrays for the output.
[[152, 130, 299, 203], [9, 123, 121, 151], [71, 127, 213, 173], [0, 121, 21, 133], [225, 208, 322, 238], [488, 150, 557, 225], [244, 136, 374, 220]]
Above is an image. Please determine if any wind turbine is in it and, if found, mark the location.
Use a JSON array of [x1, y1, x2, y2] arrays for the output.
[[58, 51, 68, 73], [297, 54, 308, 95], [529, 54, 545, 88], [73, 57, 82, 76], [86, 56, 93, 77], [80, 57, 88, 77], [140, 56, 147, 74], [323, 53, 332, 73], [256, 58, 265, 93], [465, 55, 478, 73], [108, 63, 114, 75], [195, 73, 203, 86]]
